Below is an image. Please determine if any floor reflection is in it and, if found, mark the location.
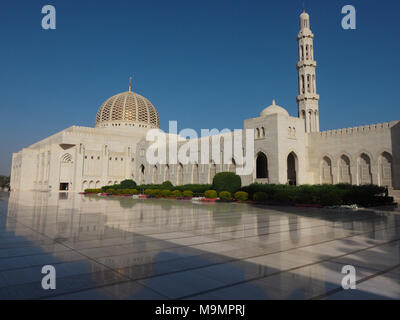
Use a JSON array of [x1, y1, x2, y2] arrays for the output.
[[0, 191, 399, 300]]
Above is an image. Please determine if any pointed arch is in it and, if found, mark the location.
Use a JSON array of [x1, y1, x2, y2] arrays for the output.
[[139, 165, 145, 184], [338, 154, 352, 184], [321, 156, 333, 184], [287, 152, 298, 185], [164, 164, 170, 182], [192, 163, 199, 184], [228, 158, 236, 173], [358, 153, 372, 185], [256, 152, 268, 179], [209, 161, 216, 184], [177, 163, 183, 186], [82, 180, 88, 190], [379, 152, 393, 187], [152, 165, 158, 184]]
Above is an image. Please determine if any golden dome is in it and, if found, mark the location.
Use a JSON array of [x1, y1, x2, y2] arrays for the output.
[[96, 88, 160, 128]]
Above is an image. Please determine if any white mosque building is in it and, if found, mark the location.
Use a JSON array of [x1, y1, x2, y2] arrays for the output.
[[10, 10, 399, 193]]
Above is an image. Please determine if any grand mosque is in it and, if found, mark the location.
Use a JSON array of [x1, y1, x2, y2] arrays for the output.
[[10, 10, 399, 192]]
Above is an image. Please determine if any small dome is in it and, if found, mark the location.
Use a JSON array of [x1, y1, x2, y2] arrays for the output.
[[96, 90, 160, 128], [260, 99, 289, 117]]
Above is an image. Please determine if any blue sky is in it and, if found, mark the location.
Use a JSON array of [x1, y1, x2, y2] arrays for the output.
[[0, 0, 399, 175]]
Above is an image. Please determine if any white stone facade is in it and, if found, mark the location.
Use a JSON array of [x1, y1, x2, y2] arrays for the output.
[[10, 10, 399, 192]]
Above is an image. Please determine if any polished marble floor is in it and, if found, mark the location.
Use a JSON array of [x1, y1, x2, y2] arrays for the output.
[[0, 191, 399, 300]]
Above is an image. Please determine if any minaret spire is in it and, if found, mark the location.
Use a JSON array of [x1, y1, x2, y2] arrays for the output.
[[296, 10, 320, 133], [128, 76, 133, 92]]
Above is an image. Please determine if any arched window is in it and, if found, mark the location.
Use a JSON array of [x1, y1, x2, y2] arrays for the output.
[[209, 161, 217, 184], [256, 152, 268, 179], [229, 158, 236, 173], [261, 127, 265, 137], [321, 156, 333, 184], [256, 128, 260, 138], [359, 153, 372, 185], [139, 165, 145, 184], [312, 75, 316, 93], [287, 152, 298, 185], [177, 163, 183, 186], [152, 165, 158, 184], [164, 164, 170, 182], [339, 155, 351, 184], [379, 152, 393, 187], [192, 163, 199, 184], [82, 181, 88, 190]]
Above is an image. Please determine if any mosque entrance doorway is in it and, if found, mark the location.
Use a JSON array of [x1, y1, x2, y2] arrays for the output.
[[59, 183, 69, 191], [287, 152, 298, 186]]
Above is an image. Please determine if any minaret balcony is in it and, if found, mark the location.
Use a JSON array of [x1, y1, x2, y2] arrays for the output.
[[296, 93, 320, 101], [297, 61, 317, 69], [297, 30, 314, 39]]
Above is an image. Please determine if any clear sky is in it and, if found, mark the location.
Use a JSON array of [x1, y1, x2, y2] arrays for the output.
[[0, 0, 399, 175]]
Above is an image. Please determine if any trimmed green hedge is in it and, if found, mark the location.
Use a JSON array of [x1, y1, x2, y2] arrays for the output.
[[183, 190, 194, 198], [234, 191, 249, 202], [84, 189, 102, 194], [171, 190, 182, 198], [205, 190, 218, 199], [253, 192, 268, 203], [219, 191, 232, 201], [212, 172, 241, 194], [242, 183, 392, 207]]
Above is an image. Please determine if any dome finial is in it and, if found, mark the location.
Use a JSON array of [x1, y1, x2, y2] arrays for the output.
[[128, 76, 133, 92], [272, 99, 276, 105]]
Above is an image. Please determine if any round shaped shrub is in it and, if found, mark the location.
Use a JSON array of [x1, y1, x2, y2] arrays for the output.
[[219, 191, 232, 201], [183, 190, 194, 198], [212, 172, 241, 194], [205, 190, 218, 199], [161, 189, 171, 197], [253, 192, 268, 202], [120, 179, 137, 189], [153, 189, 162, 197], [171, 190, 182, 198], [161, 181, 173, 189], [144, 189, 154, 196], [105, 189, 113, 194], [234, 191, 248, 202]]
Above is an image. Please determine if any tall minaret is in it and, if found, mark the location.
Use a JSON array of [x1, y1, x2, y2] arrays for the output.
[[297, 10, 320, 132]]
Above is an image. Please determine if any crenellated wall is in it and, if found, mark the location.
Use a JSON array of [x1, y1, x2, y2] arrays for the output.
[[308, 121, 399, 188]]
